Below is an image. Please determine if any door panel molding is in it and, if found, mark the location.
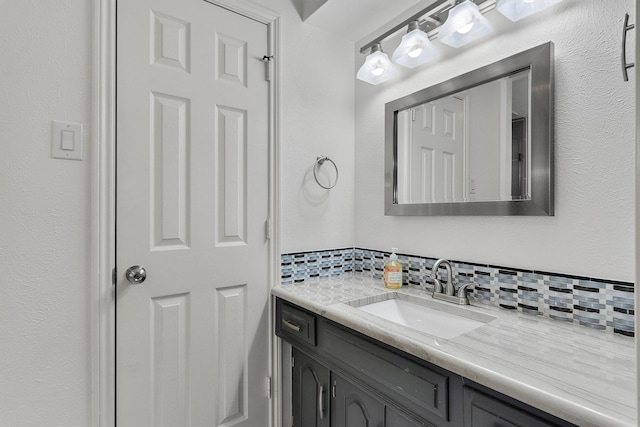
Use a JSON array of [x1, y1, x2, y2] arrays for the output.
[[92, 0, 280, 425]]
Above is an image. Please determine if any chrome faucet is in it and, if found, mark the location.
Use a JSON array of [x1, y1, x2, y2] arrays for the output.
[[430, 259, 455, 296], [430, 259, 472, 305]]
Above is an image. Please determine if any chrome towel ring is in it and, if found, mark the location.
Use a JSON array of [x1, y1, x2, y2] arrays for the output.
[[313, 155, 339, 189], [622, 13, 635, 82]]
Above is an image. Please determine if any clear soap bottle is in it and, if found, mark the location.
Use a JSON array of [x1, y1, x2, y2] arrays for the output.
[[384, 248, 403, 289]]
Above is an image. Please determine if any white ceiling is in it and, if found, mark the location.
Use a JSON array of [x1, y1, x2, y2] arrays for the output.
[[303, 0, 424, 42]]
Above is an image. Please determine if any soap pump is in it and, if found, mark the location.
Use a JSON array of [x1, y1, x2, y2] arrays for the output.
[[384, 248, 403, 289]]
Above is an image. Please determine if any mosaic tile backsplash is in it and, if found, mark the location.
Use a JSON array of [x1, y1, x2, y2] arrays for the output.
[[280, 248, 635, 337]]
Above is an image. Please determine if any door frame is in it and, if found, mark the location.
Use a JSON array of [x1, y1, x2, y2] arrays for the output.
[[90, 1, 281, 425]]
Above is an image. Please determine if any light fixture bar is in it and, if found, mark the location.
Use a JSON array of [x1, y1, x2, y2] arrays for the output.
[[359, 0, 448, 54], [359, 0, 496, 54]]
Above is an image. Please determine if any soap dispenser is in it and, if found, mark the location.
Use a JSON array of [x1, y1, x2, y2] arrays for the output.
[[384, 248, 403, 289]]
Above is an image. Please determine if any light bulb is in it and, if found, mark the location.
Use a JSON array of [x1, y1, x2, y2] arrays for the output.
[[438, 0, 493, 48], [391, 22, 440, 68], [356, 44, 398, 85], [456, 11, 475, 34], [407, 47, 423, 58], [457, 21, 474, 34]]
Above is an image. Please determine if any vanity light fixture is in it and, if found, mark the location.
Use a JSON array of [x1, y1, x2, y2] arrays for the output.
[[356, 43, 398, 85], [495, 0, 563, 22], [438, 0, 493, 48], [391, 21, 440, 68], [356, 0, 560, 84]]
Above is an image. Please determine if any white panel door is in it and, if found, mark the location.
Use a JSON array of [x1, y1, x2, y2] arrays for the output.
[[410, 97, 465, 203], [116, 0, 271, 425]]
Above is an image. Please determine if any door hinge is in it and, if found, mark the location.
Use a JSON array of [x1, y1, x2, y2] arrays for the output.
[[112, 267, 117, 286], [265, 217, 272, 241], [262, 55, 273, 81], [267, 376, 272, 399], [291, 356, 295, 368], [332, 381, 336, 398], [411, 108, 416, 121]]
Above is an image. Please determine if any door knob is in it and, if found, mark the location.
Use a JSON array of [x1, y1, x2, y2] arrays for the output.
[[126, 265, 147, 284]]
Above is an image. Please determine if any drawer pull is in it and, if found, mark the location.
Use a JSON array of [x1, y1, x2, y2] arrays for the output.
[[282, 319, 301, 332]]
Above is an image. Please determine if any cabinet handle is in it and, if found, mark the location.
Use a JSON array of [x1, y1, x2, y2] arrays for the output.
[[318, 385, 325, 420], [282, 319, 301, 332], [622, 13, 635, 81]]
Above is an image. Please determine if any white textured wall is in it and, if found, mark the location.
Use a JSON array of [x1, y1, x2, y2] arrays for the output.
[[355, 0, 635, 281], [249, 0, 356, 254], [0, 1, 93, 425]]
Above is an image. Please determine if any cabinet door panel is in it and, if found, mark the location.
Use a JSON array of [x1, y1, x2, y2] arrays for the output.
[[332, 373, 384, 427], [292, 348, 330, 427]]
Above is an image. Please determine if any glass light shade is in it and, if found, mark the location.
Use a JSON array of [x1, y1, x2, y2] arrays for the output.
[[438, 0, 493, 48], [392, 28, 440, 68], [356, 47, 398, 85], [496, 0, 563, 22]]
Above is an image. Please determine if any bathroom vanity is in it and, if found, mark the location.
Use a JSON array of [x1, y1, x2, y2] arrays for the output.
[[273, 275, 636, 427]]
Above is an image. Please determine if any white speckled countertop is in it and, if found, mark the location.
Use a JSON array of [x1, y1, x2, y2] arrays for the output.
[[272, 274, 636, 427]]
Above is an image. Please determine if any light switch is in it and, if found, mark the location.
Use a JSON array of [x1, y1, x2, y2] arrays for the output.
[[52, 121, 83, 160], [61, 130, 75, 151]]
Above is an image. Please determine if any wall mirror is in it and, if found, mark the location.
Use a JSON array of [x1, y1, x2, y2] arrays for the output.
[[385, 42, 554, 216]]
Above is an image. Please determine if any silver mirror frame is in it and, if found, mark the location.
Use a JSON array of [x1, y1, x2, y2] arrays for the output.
[[385, 42, 554, 216]]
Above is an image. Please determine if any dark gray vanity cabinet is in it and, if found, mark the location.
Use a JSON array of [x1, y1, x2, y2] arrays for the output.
[[276, 297, 575, 427]]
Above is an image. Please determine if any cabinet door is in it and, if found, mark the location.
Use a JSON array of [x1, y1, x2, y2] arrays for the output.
[[331, 373, 385, 427], [292, 348, 330, 427]]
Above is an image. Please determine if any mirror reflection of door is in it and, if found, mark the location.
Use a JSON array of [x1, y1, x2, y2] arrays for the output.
[[396, 69, 531, 204], [397, 97, 465, 204]]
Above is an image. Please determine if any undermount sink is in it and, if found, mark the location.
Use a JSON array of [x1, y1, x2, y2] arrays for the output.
[[353, 293, 495, 340]]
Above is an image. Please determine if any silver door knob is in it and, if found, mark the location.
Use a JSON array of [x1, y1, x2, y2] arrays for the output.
[[126, 265, 147, 284]]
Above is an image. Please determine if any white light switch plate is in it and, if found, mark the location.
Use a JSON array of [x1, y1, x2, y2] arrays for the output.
[[52, 121, 83, 160]]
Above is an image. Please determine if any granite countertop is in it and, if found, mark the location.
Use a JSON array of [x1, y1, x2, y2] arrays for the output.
[[272, 274, 636, 427]]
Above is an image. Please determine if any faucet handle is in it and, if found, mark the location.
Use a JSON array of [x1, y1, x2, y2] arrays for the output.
[[456, 282, 474, 305]]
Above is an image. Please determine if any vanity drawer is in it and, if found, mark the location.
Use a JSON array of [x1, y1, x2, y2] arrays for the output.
[[276, 298, 317, 347], [463, 384, 576, 427], [319, 319, 450, 424]]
